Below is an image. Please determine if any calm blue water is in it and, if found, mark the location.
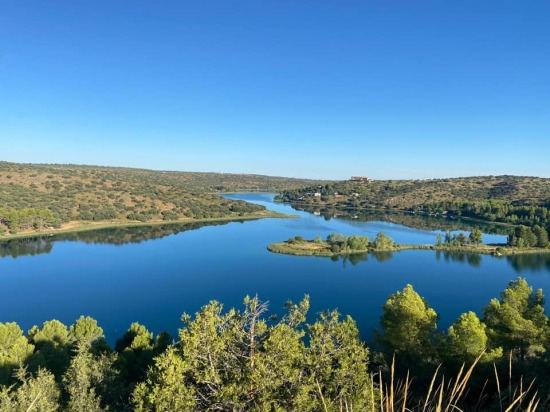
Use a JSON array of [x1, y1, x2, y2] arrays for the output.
[[1, 194, 549, 345]]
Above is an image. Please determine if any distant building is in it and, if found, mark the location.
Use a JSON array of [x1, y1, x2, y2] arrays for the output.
[[351, 176, 370, 182]]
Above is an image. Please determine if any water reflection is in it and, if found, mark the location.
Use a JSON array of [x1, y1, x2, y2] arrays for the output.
[[331, 249, 546, 272], [506, 253, 550, 273], [0, 237, 54, 259], [290, 204, 513, 236], [329, 249, 487, 269], [0, 220, 243, 259], [330, 251, 394, 267], [435, 250, 483, 267]]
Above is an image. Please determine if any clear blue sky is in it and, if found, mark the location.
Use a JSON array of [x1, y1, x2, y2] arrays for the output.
[[1, 1, 548, 180]]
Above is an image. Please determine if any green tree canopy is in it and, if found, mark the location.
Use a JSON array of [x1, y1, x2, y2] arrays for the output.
[[376, 284, 438, 362], [326, 233, 346, 244], [442, 311, 502, 367], [69, 316, 104, 344], [482, 277, 549, 360], [63, 341, 116, 412], [0, 322, 35, 385], [134, 295, 373, 411], [27, 320, 71, 378], [0, 367, 59, 412], [469, 229, 483, 245], [372, 232, 395, 250]]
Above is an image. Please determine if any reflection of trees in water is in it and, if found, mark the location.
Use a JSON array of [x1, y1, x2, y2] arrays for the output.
[[293, 204, 512, 236], [52, 221, 237, 245], [436, 250, 482, 268], [0, 220, 245, 258], [331, 251, 394, 267], [0, 237, 54, 259], [506, 253, 550, 273], [466, 254, 482, 268], [372, 251, 394, 262]]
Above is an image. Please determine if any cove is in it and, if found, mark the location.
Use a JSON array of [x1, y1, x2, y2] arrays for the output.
[[1, 193, 549, 345]]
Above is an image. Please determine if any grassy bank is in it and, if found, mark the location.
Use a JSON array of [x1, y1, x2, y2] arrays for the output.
[[0, 210, 298, 241]]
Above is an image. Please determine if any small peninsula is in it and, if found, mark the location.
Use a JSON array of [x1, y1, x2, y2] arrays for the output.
[[268, 231, 550, 258]]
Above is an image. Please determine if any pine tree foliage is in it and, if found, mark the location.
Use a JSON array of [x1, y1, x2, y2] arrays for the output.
[[483, 277, 549, 360]]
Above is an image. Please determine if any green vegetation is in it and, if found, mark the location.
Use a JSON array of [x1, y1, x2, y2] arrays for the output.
[[0, 161, 315, 237], [372, 278, 548, 410], [2, 279, 550, 410], [277, 175, 550, 231], [268, 232, 398, 256], [508, 224, 549, 248], [268, 229, 550, 258], [0, 296, 374, 411]]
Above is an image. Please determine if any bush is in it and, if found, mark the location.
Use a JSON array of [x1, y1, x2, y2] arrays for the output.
[[331, 244, 340, 253], [161, 211, 179, 221]]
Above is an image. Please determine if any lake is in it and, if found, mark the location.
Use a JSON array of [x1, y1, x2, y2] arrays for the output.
[[1, 193, 550, 345]]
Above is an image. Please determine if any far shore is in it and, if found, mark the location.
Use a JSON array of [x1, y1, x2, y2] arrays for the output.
[[0, 210, 298, 241]]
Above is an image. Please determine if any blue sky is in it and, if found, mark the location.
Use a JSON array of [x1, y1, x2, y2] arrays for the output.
[[1, 1, 548, 180]]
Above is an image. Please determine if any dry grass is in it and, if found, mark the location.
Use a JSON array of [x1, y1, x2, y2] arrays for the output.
[[371, 354, 540, 412], [267, 241, 334, 256]]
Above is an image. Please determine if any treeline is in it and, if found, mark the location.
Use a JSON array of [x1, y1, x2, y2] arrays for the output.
[[507, 225, 549, 248], [0, 298, 373, 411], [416, 200, 550, 229], [2, 279, 550, 410], [321, 232, 395, 253], [0, 207, 60, 235], [436, 229, 483, 247], [273, 232, 398, 257], [372, 278, 550, 409]]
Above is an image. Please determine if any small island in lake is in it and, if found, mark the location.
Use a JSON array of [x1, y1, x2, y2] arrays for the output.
[[268, 232, 400, 256], [268, 229, 550, 257]]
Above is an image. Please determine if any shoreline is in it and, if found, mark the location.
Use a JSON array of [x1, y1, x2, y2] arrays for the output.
[[0, 210, 298, 241]]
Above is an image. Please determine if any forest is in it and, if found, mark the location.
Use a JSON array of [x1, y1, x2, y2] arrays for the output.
[[0, 161, 322, 236], [1, 278, 549, 411], [277, 176, 550, 232]]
